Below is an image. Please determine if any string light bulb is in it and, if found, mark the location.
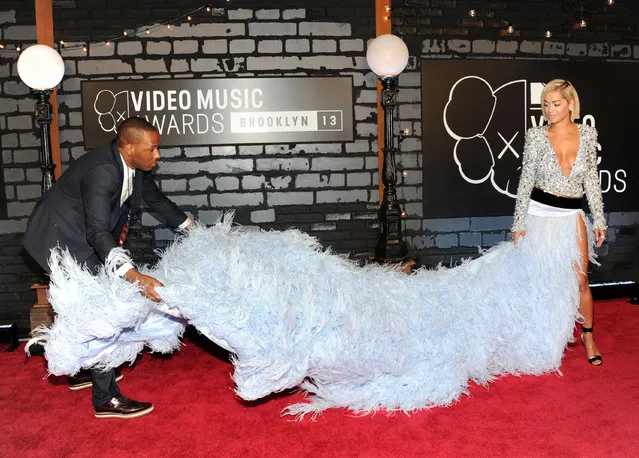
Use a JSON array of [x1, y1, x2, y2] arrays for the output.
[[401, 209, 408, 218], [0, 5, 230, 57], [401, 170, 409, 178], [580, 19, 587, 28], [545, 29, 552, 38], [469, 9, 476, 17], [607, 0, 614, 5], [507, 25, 515, 34]]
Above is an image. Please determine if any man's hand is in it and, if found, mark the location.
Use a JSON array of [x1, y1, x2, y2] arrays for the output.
[[595, 228, 607, 248], [513, 230, 526, 247], [124, 268, 164, 302]]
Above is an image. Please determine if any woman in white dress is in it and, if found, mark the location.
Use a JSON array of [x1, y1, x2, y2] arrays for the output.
[[512, 79, 606, 365]]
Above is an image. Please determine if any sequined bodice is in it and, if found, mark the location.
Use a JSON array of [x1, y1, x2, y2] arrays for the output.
[[512, 124, 606, 231]]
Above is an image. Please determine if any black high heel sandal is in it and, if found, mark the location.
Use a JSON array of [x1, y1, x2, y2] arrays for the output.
[[580, 326, 602, 366]]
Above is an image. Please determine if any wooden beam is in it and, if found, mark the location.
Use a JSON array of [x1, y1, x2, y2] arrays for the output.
[[34, 0, 61, 180], [375, 0, 391, 203]]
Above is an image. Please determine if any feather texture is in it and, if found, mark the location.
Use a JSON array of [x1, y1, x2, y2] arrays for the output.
[[33, 211, 594, 416]]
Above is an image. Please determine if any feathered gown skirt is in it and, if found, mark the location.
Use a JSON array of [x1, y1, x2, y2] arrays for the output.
[[31, 210, 596, 416]]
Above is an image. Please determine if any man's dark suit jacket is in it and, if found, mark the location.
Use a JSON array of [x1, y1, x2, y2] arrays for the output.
[[24, 140, 187, 273]]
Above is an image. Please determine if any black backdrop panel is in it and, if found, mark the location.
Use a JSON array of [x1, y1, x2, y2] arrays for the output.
[[421, 60, 637, 218]]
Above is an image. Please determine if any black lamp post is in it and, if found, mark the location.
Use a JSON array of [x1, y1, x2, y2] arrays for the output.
[[17, 44, 65, 194], [376, 76, 407, 261], [366, 34, 410, 262], [17, 44, 65, 339], [33, 90, 56, 192]]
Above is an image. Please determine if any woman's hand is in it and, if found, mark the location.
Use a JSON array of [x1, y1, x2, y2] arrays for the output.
[[595, 228, 607, 247], [513, 230, 526, 247]]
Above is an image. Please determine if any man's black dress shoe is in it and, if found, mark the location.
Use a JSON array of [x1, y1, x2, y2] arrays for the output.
[[26, 342, 45, 356], [94, 394, 154, 419], [69, 369, 123, 391]]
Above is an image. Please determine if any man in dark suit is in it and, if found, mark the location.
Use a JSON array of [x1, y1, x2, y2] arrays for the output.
[[24, 117, 193, 419]]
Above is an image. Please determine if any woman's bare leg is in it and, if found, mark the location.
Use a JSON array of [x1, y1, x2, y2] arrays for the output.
[[576, 214, 601, 365]]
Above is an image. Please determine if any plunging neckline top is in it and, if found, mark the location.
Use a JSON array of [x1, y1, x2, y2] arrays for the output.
[[511, 123, 606, 232], [544, 124, 582, 179]]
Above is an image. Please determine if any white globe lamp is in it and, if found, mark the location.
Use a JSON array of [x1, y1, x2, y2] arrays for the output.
[[16, 44, 65, 192], [366, 34, 409, 77], [17, 44, 65, 90]]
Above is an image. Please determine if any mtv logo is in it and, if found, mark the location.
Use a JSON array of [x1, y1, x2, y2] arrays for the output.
[[530, 82, 545, 108]]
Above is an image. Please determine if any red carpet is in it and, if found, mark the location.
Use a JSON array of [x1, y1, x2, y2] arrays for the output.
[[1, 299, 638, 457]]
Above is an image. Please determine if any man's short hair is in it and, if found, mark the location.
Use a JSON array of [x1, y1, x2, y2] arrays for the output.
[[116, 117, 158, 147]]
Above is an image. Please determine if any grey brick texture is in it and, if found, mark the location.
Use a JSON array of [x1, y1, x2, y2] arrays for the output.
[[0, 1, 637, 337]]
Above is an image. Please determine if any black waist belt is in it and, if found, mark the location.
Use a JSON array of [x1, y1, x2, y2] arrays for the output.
[[530, 187, 584, 209]]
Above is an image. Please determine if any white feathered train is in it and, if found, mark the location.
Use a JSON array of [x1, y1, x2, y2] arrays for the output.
[[31, 212, 595, 416]]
